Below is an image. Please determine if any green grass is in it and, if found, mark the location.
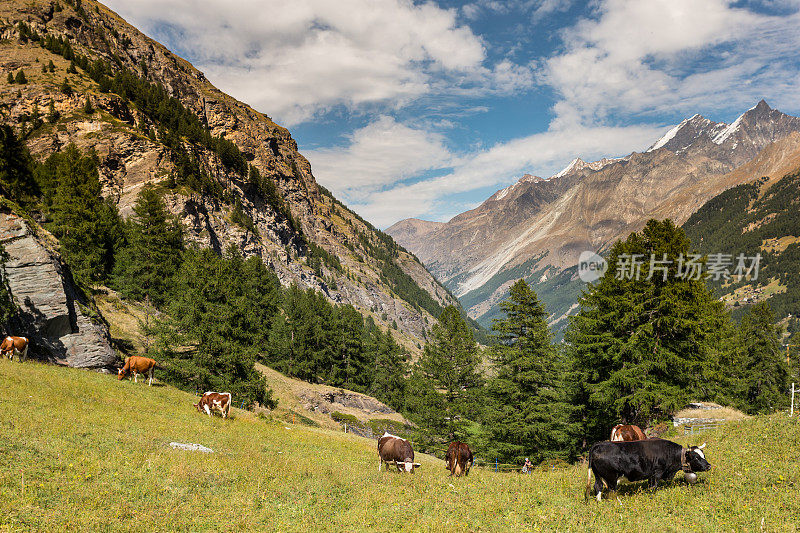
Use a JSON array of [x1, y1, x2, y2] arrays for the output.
[[2, 359, 799, 531]]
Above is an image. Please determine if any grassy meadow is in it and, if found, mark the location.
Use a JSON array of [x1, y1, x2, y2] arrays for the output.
[[1, 359, 799, 532]]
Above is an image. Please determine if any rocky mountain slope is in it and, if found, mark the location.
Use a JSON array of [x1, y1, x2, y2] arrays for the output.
[[388, 101, 800, 327], [0, 210, 115, 368], [0, 0, 458, 352]]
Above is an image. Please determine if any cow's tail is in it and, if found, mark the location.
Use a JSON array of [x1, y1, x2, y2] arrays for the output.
[[584, 450, 593, 502]]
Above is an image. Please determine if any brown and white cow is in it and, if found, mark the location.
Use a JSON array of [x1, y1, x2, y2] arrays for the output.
[[1, 336, 28, 361], [378, 432, 421, 473], [117, 356, 157, 386], [610, 424, 647, 442], [194, 391, 232, 419], [445, 441, 473, 477]]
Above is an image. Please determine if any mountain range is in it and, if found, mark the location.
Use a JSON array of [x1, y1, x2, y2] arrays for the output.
[[388, 100, 800, 328]]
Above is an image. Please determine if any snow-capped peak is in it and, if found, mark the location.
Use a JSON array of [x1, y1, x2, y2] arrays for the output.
[[550, 156, 624, 179], [647, 122, 684, 152], [554, 158, 584, 178], [712, 112, 744, 145]]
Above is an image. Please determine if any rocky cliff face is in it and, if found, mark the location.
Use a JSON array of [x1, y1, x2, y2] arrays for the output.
[[0, 212, 116, 368], [0, 0, 458, 351], [387, 101, 800, 326]]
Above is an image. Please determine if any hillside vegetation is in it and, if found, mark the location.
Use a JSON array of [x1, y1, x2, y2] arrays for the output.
[[2, 360, 799, 532]]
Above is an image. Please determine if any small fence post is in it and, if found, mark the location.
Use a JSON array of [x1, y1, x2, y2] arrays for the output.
[[495, 458, 498, 472], [791, 383, 795, 417]]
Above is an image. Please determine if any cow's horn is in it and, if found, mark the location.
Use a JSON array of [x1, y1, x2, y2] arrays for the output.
[[413, 463, 421, 467], [698, 442, 706, 449]]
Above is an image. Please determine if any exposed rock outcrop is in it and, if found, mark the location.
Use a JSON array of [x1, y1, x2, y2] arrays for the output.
[[0, 212, 116, 369]]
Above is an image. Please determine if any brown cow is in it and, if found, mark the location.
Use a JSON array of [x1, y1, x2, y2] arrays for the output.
[[610, 424, 647, 442], [194, 391, 232, 419], [378, 432, 421, 473], [118, 356, 157, 386], [1, 336, 28, 361], [445, 441, 473, 477]]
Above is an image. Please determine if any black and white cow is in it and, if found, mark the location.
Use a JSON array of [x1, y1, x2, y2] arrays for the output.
[[586, 439, 711, 501]]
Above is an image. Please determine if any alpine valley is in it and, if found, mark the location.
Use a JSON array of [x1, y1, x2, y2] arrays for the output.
[[387, 100, 800, 332]]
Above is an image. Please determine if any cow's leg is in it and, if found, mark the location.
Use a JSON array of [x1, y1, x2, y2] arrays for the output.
[[593, 478, 604, 501], [133, 371, 138, 383], [204, 404, 212, 417], [147, 367, 153, 386], [378, 458, 382, 472], [21, 344, 28, 362]]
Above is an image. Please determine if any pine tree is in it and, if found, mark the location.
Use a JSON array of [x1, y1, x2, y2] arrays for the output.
[[152, 247, 277, 408], [0, 125, 38, 203], [112, 185, 183, 307], [47, 100, 60, 123], [413, 305, 482, 442], [48, 60, 56, 73], [6, 72, 13, 84], [329, 304, 368, 390], [60, 77, 73, 96], [369, 326, 408, 411], [729, 302, 790, 414], [567, 219, 730, 443], [483, 280, 578, 463], [14, 70, 27, 84], [35, 145, 122, 284]]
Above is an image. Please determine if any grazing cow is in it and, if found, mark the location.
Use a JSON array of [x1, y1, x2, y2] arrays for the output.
[[194, 391, 232, 419], [610, 424, 647, 442], [378, 432, 421, 473], [445, 441, 473, 477], [1, 336, 28, 361], [117, 356, 157, 386], [586, 439, 710, 501]]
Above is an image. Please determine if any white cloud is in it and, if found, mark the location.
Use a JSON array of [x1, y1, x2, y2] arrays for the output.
[[104, 0, 534, 125], [306, 116, 454, 196], [314, 119, 664, 227], [545, 0, 800, 125]]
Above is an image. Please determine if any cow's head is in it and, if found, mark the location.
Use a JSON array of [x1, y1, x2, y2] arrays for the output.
[[686, 443, 711, 472], [397, 459, 422, 473], [117, 368, 126, 380]]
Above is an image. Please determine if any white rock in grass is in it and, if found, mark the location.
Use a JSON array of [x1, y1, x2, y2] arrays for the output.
[[169, 442, 214, 453]]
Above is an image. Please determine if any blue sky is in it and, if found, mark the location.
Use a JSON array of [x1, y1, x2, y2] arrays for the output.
[[104, 0, 800, 228]]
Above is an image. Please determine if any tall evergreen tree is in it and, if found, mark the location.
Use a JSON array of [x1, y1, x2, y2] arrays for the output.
[[113, 185, 183, 307], [329, 304, 369, 390], [567, 219, 730, 443], [728, 302, 790, 414], [35, 145, 122, 285], [369, 326, 408, 411], [412, 305, 482, 442], [152, 246, 277, 408], [484, 280, 578, 463], [0, 125, 38, 203]]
